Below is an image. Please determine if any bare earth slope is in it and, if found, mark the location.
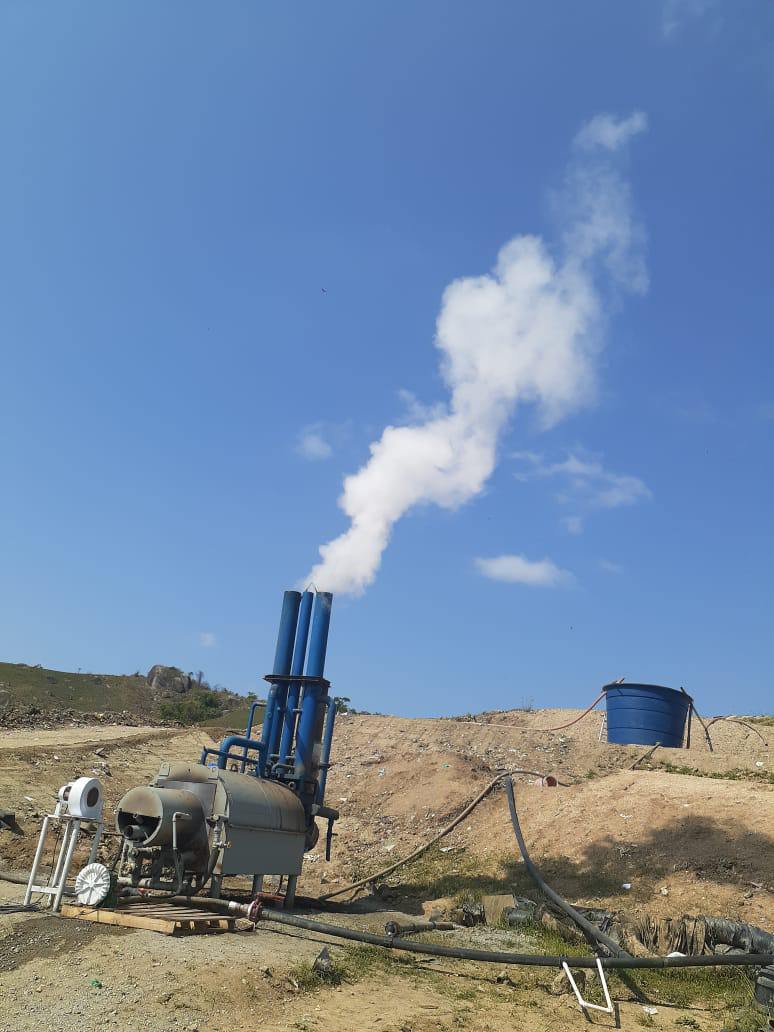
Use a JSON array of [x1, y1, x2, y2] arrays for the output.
[[0, 708, 771, 1032]]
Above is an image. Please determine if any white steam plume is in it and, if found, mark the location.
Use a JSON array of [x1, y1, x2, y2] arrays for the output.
[[303, 113, 648, 595]]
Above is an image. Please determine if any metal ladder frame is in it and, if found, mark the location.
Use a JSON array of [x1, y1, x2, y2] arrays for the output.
[[24, 810, 103, 911]]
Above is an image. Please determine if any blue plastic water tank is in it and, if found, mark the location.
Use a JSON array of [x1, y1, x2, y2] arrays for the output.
[[604, 683, 691, 748]]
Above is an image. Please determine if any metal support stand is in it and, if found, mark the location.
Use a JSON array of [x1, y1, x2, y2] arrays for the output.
[[284, 875, 297, 909], [24, 812, 103, 911], [562, 958, 614, 1014]]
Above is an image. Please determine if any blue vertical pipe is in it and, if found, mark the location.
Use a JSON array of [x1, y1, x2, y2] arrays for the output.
[[294, 592, 333, 780], [261, 591, 302, 773], [315, 699, 336, 804], [279, 590, 313, 765], [241, 699, 266, 772], [259, 685, 277, 755], [245, 700, 263, 741]]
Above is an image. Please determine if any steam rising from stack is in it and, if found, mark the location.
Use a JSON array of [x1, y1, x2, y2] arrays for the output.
[[304, 112, 648, 595]]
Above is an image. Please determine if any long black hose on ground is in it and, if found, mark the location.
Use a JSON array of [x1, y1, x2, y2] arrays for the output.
[[502, 777, 630, 959], [0, 870, 30, 886], [255, 908, 773, 970]]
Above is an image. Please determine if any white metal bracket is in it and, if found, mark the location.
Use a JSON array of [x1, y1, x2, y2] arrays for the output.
[[561, 958, 614, 1014], [24, 813, 104, 911]]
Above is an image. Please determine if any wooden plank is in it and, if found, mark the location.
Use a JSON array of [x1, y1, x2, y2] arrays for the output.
[[116, 901, 223, 914], [60, 904, 174, 934], [119, 907, 216, 918], [59, 902, 236, 936]]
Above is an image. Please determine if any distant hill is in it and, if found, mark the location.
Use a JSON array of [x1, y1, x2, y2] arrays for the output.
[[0, 660, 259, 726]]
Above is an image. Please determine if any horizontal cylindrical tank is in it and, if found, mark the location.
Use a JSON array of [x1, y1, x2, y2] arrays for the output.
[[116, 785, 205, 847], [115, 762, 308, 878], [604, 683, 691, 748]]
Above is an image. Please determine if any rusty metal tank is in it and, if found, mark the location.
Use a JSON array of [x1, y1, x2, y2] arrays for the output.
[[116, 762, 307, 878]]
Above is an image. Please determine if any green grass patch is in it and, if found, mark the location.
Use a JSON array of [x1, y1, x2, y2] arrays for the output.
[[286, 943, 427, 995], [611, 964, 754, 1009], [0, 661, 150, 712], [0, 659, 251, 726], [285, 921, 765, 1032], [374, 843, 621, 905], [657, 761, 773, 785]]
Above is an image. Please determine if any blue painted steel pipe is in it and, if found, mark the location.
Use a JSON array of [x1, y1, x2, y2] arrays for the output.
[[245, 700, 263, 741], [259, 684, 277, 764], [263, 591, 302, 772], [241, 699, 265, 772], [279, 590, 313, 765], [214, 735, 266, 770], [294, 592, 333, 781], [315, 697, 336, 805], [200, 746, 261, 772]]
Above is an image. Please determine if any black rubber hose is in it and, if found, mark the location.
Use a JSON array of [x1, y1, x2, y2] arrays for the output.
[[502, 777, 630, 959], [256, 909, 772, 969], [0, 868, 76, 898], [0, 869, 30, 886], [704, 917, 774, 955]]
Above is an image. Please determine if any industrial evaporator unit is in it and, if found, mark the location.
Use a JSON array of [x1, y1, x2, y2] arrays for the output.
[[114, 589, 339, 906]]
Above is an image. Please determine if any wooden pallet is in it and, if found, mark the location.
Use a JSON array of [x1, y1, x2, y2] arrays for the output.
[[58, 900, 238, 935]]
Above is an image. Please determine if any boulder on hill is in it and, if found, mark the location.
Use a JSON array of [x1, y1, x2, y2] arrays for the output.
[[146, 665, 193, 696]]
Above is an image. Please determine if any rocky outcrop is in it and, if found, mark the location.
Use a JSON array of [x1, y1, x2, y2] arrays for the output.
[[146, 665, 193, 696]]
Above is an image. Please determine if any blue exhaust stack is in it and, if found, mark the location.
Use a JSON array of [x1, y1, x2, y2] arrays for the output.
[[201, 588, 340, 869], [278, 589, 314, 768], [198, 587, 340, 900], [294, 591, 333, 783], [261, 590, 302, 774]]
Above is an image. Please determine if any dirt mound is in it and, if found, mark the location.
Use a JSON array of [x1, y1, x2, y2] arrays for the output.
[[307, 710, 773, 925], [0, 710, 770, 1032], [1, 708, 771, 926]]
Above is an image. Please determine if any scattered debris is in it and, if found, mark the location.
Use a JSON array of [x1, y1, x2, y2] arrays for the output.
[[312, 946, 333, 977]]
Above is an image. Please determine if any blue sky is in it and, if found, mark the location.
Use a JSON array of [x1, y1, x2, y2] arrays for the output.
[[1, 2, 771, 716]]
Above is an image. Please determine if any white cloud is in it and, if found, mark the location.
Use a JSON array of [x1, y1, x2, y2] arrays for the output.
[[296, 425, 333, 461], [397, 388, 446, 424], [599, 559, 624, 575], [562, 515, 584, 535], [574, 111, 648, 152], [662, 0, 719, 39], [514, 450, 652, 510], [475, 554, 574, 588], [199, 632, 217, 648], [302, 113, 647, 595]]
